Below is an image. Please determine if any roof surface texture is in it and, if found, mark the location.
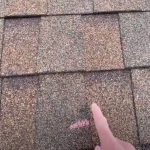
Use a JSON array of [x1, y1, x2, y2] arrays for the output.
[[0, 0, 150, 150]]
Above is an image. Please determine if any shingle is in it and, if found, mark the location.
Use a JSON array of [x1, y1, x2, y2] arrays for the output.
[[1, 18, 40, 76], [38, 16, 85, 73], [38, 15, 123, 73], [6, 0, 47, 16], [94, 0, 146, 12], [82, 15, 124, 71], [119, 12, 150, 68], [86, 71, 138, 145], [47, 0, 93, 15], [0, 77, 38, 150], [132, 69, 150, 144], [36, 73, 93, 150]]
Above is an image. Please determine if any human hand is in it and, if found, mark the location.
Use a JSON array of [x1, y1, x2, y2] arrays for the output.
[[91, 103, 136, 150]]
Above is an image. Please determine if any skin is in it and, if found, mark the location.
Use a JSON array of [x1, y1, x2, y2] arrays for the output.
[[91, 103, 136, 150]]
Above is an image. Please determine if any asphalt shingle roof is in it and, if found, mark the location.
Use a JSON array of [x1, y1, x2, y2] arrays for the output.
[[0, 0, 150, 150]]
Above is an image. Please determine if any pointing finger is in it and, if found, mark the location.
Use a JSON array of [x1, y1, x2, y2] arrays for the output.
[[95, 145, 101, 150], [91, 103, 116, 147]]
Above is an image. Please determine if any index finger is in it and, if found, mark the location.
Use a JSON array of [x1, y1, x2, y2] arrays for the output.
[[91, 103, 116, 146]]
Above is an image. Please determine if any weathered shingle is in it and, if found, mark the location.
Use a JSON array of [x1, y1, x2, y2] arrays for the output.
[[132, 69, 150, 144], [82, 14, 124, 71], [1, 18, 40, 76], [38, 15, 123, 73], [94, 0, 146, 12], [119, 12, 150, 68], [38, 16, 85, 73], [37, 73, 93, 150], [0, 77, 38, 150], [47, 0, 93, 15], [5, 0, 47, 16], [86, 71, 138, 145]]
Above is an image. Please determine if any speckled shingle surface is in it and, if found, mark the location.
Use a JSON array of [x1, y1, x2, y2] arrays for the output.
[[36, 73, 93, 150], [120, 12, 150, 68], [86, 71, 138, 146], [47, 0, 93, 15], [1, 18, 40, 76], [5, 0, 47, 16], [94, 0, 146, 12], [132, 69, 150, 144], [82, 14, 124, 71], [38, 16, 85, 73], [0, 1, 150, 149], [38, 15, 124, 73], [0, 77, 38, 150]]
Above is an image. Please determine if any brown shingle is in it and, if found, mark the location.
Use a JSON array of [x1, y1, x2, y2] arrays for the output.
[[47, 0, 93, 15], [36, 73, 93, 150], [0, 77, 38, 150], [1, 18, 40, 76], [119, 12, 150, 68], [82, 15, 124, 71], [94, 0, 146, 12], [86, 71, 138, 145], [6, 0, 47, 16], [38, 16, 85, 73], [132, 69, 150, 144], [38, 15, 123, 73]]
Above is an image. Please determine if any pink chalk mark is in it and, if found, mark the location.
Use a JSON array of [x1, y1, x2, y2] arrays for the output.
[[69, 119, 90, 130]]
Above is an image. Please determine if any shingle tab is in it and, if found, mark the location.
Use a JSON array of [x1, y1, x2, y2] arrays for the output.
[[38, 16, 85, 73], [36, 73, 93, 150], [1, 18, 40, 76], [0, 77, 38, 150], [82, 15, 124, 71], [38, 15, 123, 73], [6, 0, 47, 16], [119, 12, 150, 68], [86, 71, 138, 145], [48, 0, 93, 15], [94, 0, 146, 12], [132, 69, 150, 144]]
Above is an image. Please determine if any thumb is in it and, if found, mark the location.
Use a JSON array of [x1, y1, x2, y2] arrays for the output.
[[95, 145, 101, 150]]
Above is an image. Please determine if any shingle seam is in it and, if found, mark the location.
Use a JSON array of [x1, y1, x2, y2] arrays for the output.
[[0, 19, 4, 77], [0, 68, 131, 78], [1, 67, 150, 78], [92, 10, 150, 15], [0, 19, 5, 116], [129, 70, 141, 146], [0, 78, 3, 119], [92, 0, 94, 13], [34, 75, 41, 149], [36, 17, 41, 75], [3, 10, 150, 18], [118, 13, 126, 68]]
